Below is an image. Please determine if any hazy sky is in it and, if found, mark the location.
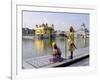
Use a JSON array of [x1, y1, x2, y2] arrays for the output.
[[23, 11, 89, 31]]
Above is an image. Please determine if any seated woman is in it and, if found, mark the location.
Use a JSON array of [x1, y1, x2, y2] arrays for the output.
[[49, 42, 63, 63]]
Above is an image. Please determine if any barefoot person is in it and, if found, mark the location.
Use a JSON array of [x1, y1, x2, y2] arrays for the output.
[[67, 26, 76, 59], [49, 42, 63, 63]]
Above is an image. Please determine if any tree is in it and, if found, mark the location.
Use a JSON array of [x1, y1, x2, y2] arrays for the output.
[[36, 24, 38, 28], [51, 24, 54, 27], [46, 23, 48, 27]]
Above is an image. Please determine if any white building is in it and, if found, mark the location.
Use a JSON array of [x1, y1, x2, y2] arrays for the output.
[[76, 24, 89, 38]]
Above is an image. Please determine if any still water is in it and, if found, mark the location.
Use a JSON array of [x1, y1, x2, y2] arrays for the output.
[[22, 37, 89, 59]]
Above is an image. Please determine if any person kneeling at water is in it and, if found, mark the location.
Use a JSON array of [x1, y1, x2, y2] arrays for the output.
[[49, 42, 63, 63]]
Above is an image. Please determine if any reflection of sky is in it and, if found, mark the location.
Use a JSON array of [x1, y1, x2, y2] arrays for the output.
[[23, 11, 89, 31]]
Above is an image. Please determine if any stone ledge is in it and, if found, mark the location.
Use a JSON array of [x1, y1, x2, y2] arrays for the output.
[[23, 53, 89, 69]]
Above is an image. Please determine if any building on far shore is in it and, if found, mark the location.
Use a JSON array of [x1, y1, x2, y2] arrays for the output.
[[35, 23, 55, 39], [76, 23, 89, 38], [22, 28, 35, 36]]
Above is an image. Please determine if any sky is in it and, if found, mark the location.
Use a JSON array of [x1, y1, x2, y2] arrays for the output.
[[22, 11, 89, 31]]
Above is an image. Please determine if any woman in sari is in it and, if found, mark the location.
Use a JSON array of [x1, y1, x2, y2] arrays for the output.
[[49, 42, 63, 63], [67, 26, 76, 59]]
